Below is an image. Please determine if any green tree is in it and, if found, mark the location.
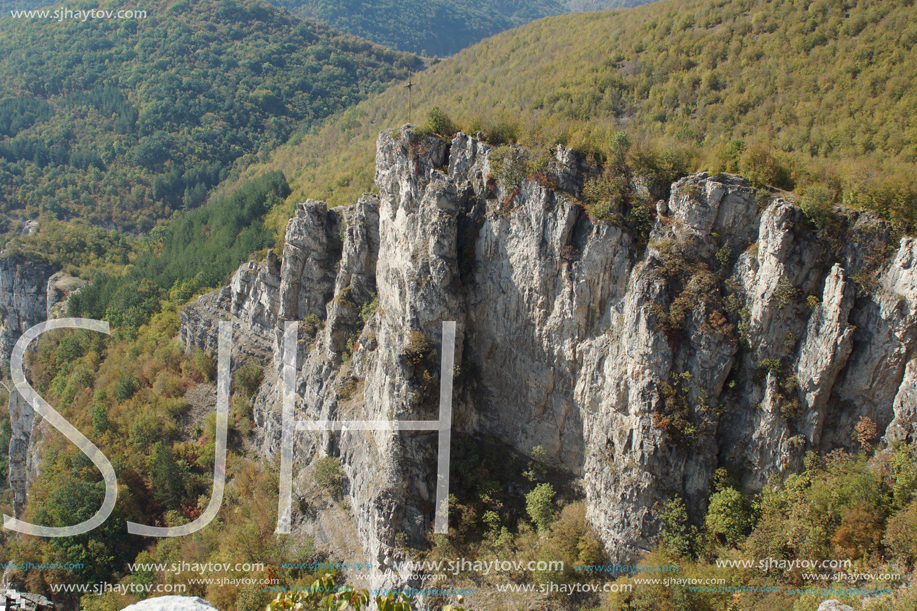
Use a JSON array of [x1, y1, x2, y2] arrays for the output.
[[659, 495, 696, 557], [147, 442, 184, 510], [705, 486, 754, 545], [91, 402, 109, 436], [526, 482, 555, 532]]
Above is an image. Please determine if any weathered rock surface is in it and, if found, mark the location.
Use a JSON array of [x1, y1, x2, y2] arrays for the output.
[[179, 127, 917, 587], [0, 256, 54, 364], [1, 256, 56, 518], [7, 387, 43, 518], [46, 272, 87, 320], [120, 596, 218, 611]]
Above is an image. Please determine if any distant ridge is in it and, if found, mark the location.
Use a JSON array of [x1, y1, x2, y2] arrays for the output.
[[267, 0, 662, 56]]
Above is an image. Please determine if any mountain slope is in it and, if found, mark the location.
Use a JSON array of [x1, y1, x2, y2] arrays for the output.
[[228, 0, 917, 238], [0, 0, 416, 233]]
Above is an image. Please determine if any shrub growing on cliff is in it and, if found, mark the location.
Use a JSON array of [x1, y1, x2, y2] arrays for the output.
[[631, 141, 696, 200], [582, 169, 629, 223], [420, 106, 457, 138], [405, 329, 438, 408], [800, 185, 834, 228], [854, 415, 879, 449], [489, 145, 528, 192], [738, 143, 793, 191], [233, 361, 264, 399], [653, 372, 700, 444], [313, 456, 343, 496]]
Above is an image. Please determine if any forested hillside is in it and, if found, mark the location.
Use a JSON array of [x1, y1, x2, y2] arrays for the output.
[[0, 0, 416, 234], [267, 0, 660, 56], [228, 0, 917, 240]]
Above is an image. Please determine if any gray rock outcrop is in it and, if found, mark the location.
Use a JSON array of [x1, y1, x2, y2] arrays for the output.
[[0, 256, 54, 365], [120, 596, 218, 611]]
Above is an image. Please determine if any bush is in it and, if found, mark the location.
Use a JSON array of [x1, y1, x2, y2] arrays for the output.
[[526, 483, 555, 532], [480, 118, 520, 145], [300, 313, 322, 337], [891, 443, 917, 509], [314, 456, 343, 495], [774, 277, 800, 309], [423, 106, 457, 138], [233, 361, 264, 398], [625, 200, 655, 248], [883, 499, 917, 564], [832, 500, 884, 560], [800, 185, 834, 227], [488, 145, 527, 191], [233, 396, 254, 437], [535, 503, 605, 584], [738, 143, 793, 190], [583, 169, 629, 222], [236, 585, 271, 611], [854, 415, 879, 449], [631, 141, 696, 199], [182, 348, 216, 383]]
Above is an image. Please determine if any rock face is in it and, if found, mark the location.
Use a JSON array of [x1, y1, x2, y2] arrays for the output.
[[120, 596, 218, 611], [2, 261, 86, 518], [46, 272, 87, 320], [816, 600, 855, 611], [180, 126, 917, 581], [7, 388, 43, 518], [0, 256, 54, 364], [1, 256, 55, 518]]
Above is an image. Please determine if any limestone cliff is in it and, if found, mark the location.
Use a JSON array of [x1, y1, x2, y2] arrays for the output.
[[1, 259, 86, 518], [0, 256, 54, 365], [179, 126, 917, 583], [0, 256, 56, 518]]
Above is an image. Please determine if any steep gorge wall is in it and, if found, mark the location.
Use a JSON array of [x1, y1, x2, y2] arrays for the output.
[[0, 256, 54, 365], [0, 256, 56, 518], [1, 257, 87, 518], [180, 126, 917, 580]]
